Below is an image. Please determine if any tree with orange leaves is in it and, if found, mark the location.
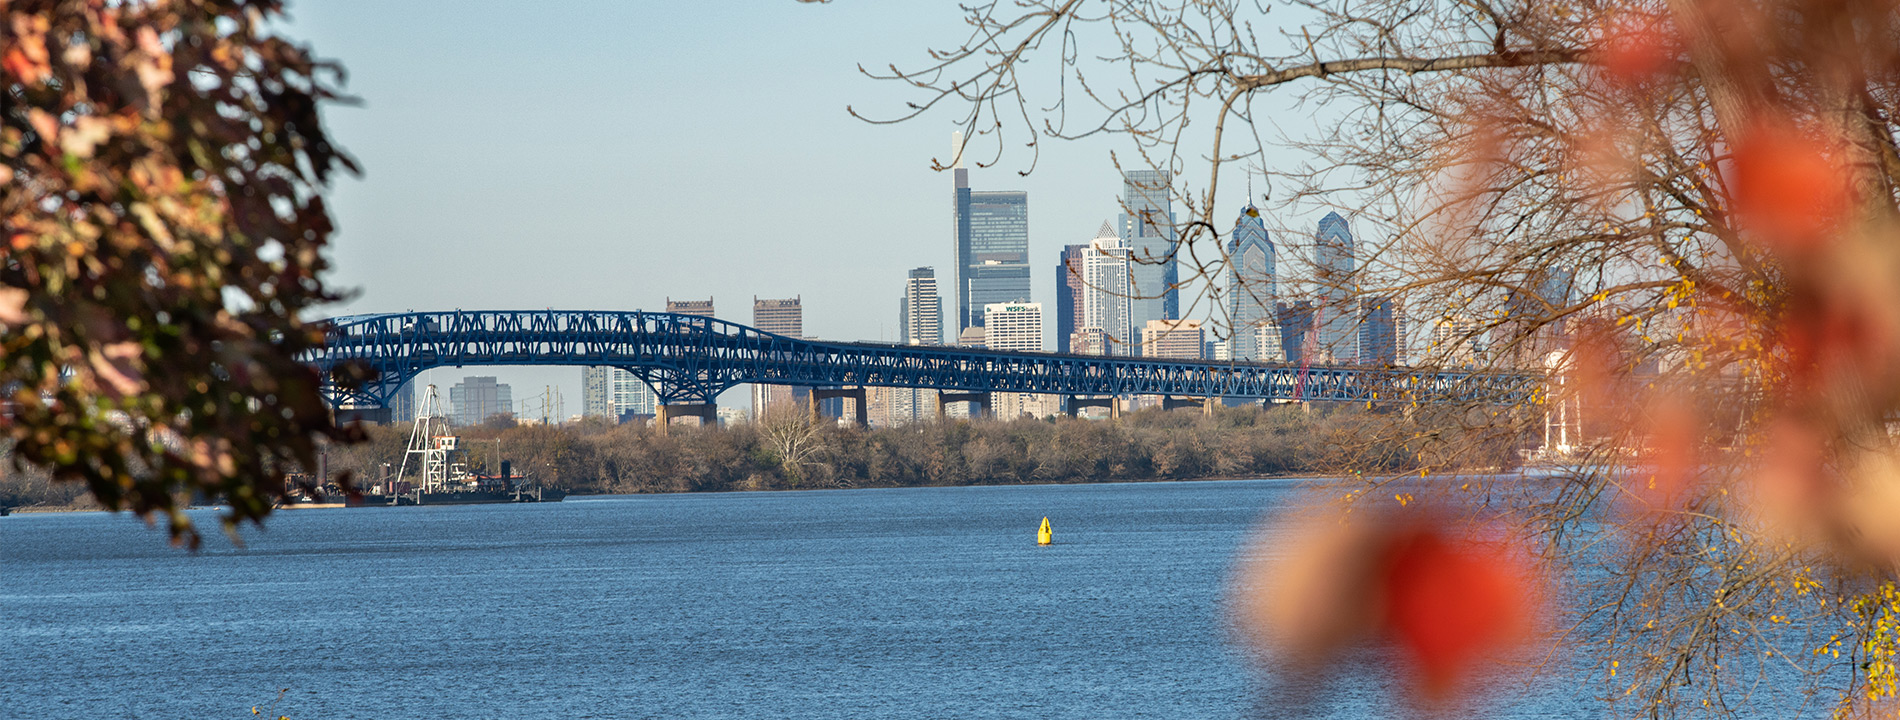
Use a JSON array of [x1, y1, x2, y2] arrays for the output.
[[868, 0, 1900, 715], [1, 1, 360, 546]]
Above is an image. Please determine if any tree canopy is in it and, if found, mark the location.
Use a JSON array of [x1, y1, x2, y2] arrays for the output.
[[2, 0, 360, 546]]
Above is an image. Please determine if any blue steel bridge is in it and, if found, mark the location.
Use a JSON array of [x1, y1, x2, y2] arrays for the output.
[[308, 310, 1541, 423]]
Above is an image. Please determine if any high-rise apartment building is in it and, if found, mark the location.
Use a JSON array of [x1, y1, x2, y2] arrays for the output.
[[1140, 318, 1204, 360], [952, 133, 1032, 333], [1118, 169, 1178, 330], [1055, 244, 1086, 353], [666, 297, 715, 318], [582, 367, 657, 422], [449, 376, 512, 427], [899, 267, 943, 346], [1080, 223, 1133, 356], [889, 268, 944, 426], [1313, 212, 1358, 363], [1358, 296, 1403, 366], [751, 297, 807, 417], [1227, 205, 1279, 361]]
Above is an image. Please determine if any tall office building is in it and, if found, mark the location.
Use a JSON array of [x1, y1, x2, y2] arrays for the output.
[[1141, 318, 1204, 360], [984, 302, 1051, 417], [1055, 244, 1086, 353], [1358, 296, 1403, 366], [449, 376, 511, 427], [389, 379, 417, 424], [899, 268, 943, 346], [1227, 205, 1279, 361], [1277, 300, 1317, 366], [1313, 212, 1358, 363], [582, 367, 657, 422], [952, 132, 1032, 332], [751, 297, 808, 417], [666, 297, 715, 318], [1118, 169, 1178, 330], [983, 302, 1043, 352], [1080, 223, 1133, 355]]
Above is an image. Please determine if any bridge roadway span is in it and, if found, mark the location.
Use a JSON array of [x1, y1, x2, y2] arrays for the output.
[[309, 310, 1540, 413]]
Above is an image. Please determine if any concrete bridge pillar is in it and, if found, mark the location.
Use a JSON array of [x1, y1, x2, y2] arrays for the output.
[[1161, 396, 1210, 413], [937, 391, 991, 420], [1064, 396, 1120, 419], [656, 403, 717, 434], [810, 387, 869, 427]]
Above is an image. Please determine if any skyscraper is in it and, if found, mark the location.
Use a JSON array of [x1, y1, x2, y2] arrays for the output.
[[890, 268, 942, 425], [984, 302, 1050, 418], [1056, 244, 1086, 353], [1313, 211, 1358, 363], [1358, 296, 1403, 366], [449, 376, 511, 427], [1278, 300, 1317, 367], [751, 296, 808, 417], [982, 302, 1043, 353], [952, 133, 1031, 332], [1080, 223, 1133, 355], [666, 297, 715, 318], [1141, 318, 1204, 360], [1118, 169, 1178, 330], [389, 379, 417, 423], [1227, 205, 1279, 361], [582, 367, 657, 422], [899, 267, 942, 346]]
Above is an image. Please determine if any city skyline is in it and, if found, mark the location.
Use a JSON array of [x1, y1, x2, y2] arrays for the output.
[[287, 2, 1350, 411]]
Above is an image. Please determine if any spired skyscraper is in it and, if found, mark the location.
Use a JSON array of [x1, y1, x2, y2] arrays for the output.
[[1118, 169, 1178, 331], [1227, 205, 1281, 361], [1313, 211, 1359, 363], [951, 132, 1032, 333]]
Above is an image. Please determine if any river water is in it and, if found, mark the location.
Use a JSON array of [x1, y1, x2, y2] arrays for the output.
[[3, 478, 1594, 719]]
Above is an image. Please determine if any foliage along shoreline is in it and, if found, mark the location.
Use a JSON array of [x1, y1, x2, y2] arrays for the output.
[[3, 403, 1521, 511]]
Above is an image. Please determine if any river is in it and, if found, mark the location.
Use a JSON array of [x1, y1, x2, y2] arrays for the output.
[[3, 478, 1596, 719]]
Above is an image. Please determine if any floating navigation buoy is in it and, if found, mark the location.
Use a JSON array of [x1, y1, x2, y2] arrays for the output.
[[1038, 516, 1052, 546]]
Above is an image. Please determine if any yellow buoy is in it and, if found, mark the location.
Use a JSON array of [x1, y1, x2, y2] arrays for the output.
[[1037, 516, 1052, 546]]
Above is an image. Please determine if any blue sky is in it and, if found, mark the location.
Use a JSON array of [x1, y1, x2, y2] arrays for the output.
[[288, 1, 1321, 413]]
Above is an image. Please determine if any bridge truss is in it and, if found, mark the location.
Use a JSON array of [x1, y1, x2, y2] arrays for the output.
[[307, 310, 1540, 412]]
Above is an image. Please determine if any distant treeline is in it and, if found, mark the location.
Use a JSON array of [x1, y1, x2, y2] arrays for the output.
[[318, 403, 1525, 495], [0, 403, 1529, 509]]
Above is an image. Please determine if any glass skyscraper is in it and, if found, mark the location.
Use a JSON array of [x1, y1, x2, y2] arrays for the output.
[[953, 134, 1032, 332], [1226, 205, 1279, 361], [1055, 244, 1085, 353], [1118, 169, 1178, 330], [1314, 211, 1358, 363]]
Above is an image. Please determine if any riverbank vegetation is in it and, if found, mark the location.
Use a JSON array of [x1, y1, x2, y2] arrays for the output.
[[321, 403, 1517, 498]]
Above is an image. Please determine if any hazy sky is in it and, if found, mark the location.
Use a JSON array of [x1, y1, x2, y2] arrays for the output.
[[288, 1, 1322, 412]]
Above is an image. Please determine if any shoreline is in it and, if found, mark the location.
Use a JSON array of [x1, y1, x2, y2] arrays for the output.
[[3, 466, 1563, 515]]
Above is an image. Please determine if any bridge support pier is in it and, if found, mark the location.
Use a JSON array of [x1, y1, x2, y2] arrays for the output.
[[810, 387, 869, 427], [937, 391, 991, 420], [1161, 396, 1218, 414], [656, 403, 717, 433], [1064, 396, 1120, 419]]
